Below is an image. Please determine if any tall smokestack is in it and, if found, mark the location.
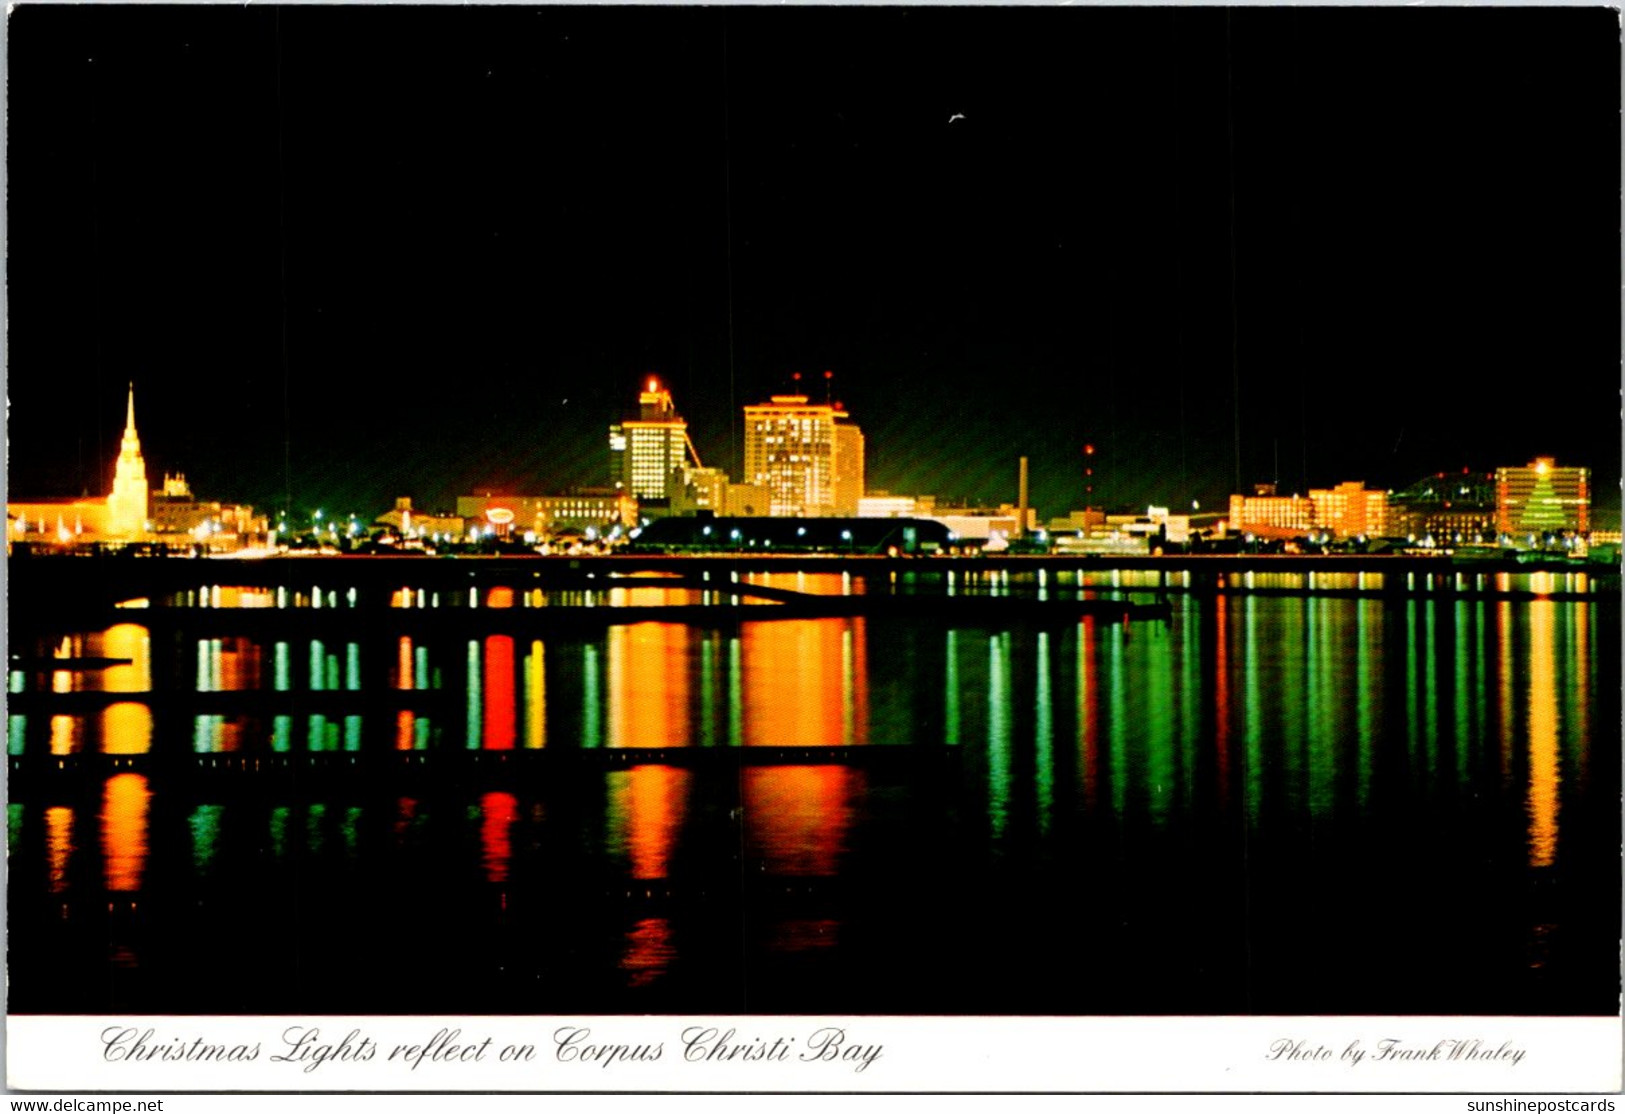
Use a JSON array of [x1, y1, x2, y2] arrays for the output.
[[1017, 456, 1029, 540]]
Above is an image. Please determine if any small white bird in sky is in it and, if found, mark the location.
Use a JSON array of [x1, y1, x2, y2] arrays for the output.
[[948, 113, 966, 124]]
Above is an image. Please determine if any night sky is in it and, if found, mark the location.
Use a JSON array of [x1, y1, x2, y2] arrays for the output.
[[7, 6, 1620, 522]]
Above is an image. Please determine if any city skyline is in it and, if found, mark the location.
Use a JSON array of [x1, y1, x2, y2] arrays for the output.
[[8, 7, 1619, 519]]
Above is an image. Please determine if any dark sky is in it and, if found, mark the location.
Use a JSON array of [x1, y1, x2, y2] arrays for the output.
[[8, 6, 1620, 520]]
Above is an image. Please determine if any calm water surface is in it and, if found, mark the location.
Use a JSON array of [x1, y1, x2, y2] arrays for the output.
[[7, 570, 1617, 1014]]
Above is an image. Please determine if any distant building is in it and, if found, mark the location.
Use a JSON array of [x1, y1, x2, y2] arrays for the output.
[[148, 474, 267, 550], [10, 384, 239, 547], [609, 377, 699, 501], [457, 490, 636, 540], [832, 420, 865, 516], [670, 465, 730, 517], [628, 515, 950, 555], [859, 494, 924, 518], [924, 502, 1036, 543], [1496, 458, 1590, 539], [1228, 484, 1315, 539], [741, 391, 864, 517], [1307, 482, 1388, 539], [1388, 471, 1497, 542], [375, 497, 464, 540]]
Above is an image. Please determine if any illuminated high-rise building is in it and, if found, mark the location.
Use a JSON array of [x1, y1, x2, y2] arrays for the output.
[[742, 392, 864, 517], [1496, 458, 1590, 539], [832, 418, 865, 516], [106, 384, 149, 539], [609, 377, 698, 501], [1308, 481, 1388, 539]]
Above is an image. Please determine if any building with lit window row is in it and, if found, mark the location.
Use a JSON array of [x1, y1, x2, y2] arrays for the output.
[[742, 392, 864, 517], [608, 377, 700, 503], [457, 490, 637, 540], [1229, 481, 1388, 540], [1387, 471, 1497, 543], [1495, 458, 1590, 539]]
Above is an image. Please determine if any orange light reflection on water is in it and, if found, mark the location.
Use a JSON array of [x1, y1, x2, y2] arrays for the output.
[[610, 765, 691, 880], [621, 917, 676, 987], [45, 806, 72, 894], [608, 624, 690, 747], [1526, 600, 1560, 868], [102, 703, 153, 754], [742, 765, 857, 876], [101, 773, 151, 892], [742, 620, 866, 746]]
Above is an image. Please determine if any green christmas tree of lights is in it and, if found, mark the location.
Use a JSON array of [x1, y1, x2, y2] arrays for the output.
[[1517, 471, 1570, 534]]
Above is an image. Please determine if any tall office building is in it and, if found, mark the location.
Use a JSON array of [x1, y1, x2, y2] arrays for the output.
[[1496, 458, 1590, 538], [832, 418, 865, 516], [742, 393, 864, 517], [609, 377, 696, 501]]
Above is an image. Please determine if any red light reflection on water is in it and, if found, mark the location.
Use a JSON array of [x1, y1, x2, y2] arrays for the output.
[[483, 636, 516, 750], [479, 791, 519, 883]]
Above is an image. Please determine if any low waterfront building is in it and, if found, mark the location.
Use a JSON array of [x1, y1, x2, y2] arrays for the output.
[[628, 515, 950, 554], [456, 489, 637, 540]]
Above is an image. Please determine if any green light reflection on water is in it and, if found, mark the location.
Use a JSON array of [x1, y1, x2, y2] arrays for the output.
[[987, 632, 1012, 839], [343, 806, 361, 861], [1455, 600, 1471, 785], [193, 714, 217, 753], [306, 803, 326, 855], [1424, 602, 1438, 782], [270, 805, 289, 861], [699, 635, 716, 748], [1143, 618, 1174, 825], [274, 642, 290, 692], [310, 640, 325, 692], [346, 643, 361, 691], [7, 803, 22, 855], [466, 640, 482, 749], [1108, 620, 1128, 820], [10, 715, 27, 757], [727, 636, 742, 748], [189, 804, 223, 872], [1179, 597, 1200, 816], [1304, 596, 1332, 818], [272, 715, 291, 753], [1243, 595, 1261, 829], [1355, 601, 1375, 811], [1405, 601, 1419, 771], [1035, 630, 1053, 833], [945, 630, 961, 746], [583, 642, 601, 749]]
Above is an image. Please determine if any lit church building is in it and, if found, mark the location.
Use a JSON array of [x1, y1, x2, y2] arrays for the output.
[[9, 385, 264, 550]]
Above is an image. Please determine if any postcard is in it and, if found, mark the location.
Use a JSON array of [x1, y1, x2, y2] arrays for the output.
[[5, 3, 1619, 1096]]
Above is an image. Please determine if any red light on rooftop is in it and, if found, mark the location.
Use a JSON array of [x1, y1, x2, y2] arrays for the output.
[[647, 377, 659, 393], [1084, 444, 1095, 455]]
